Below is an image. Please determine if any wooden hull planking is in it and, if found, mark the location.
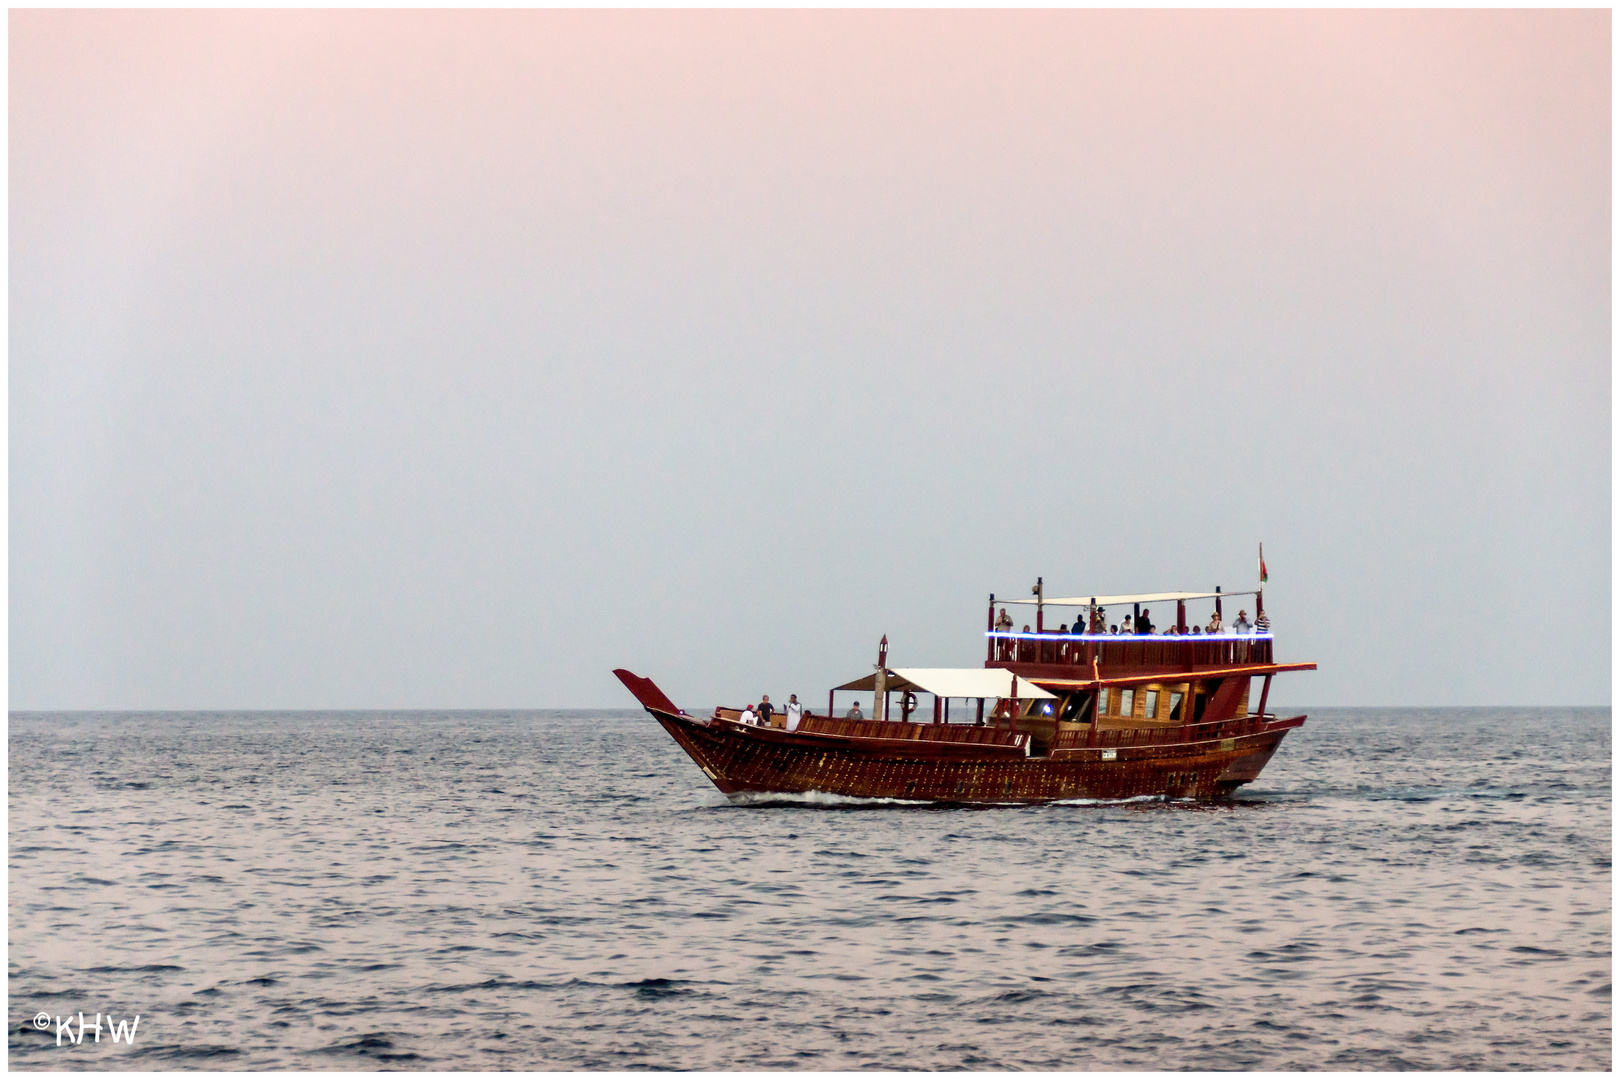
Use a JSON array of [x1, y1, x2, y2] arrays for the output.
[[648, 708, 1301, 804]]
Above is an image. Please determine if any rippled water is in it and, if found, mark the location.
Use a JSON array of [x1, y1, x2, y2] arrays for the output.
[[9, 707, 1611, 1070]]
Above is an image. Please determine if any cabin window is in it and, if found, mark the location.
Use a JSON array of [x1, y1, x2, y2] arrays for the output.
[[1119, 689, 1134, 716], [1168, 692, 1184, 720], [1145, 690, 1159, 718]]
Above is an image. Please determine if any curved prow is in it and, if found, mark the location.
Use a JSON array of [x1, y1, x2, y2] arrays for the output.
[[612, 669, 682, 716]]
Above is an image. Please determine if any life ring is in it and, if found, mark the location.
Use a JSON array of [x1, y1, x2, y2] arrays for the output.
[[901, 691, 919, 716]]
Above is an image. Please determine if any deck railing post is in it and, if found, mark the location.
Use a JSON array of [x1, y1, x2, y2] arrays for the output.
[[987, 594, 996, 663]]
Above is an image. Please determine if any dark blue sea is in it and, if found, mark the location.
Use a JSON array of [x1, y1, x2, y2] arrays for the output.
[[8, 707, 1611, 1070]]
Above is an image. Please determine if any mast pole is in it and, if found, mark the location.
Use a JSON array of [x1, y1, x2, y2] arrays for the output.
[[873, 635, 888, 723], [987, 593, 996, 662], [1034, 577, 1044, 633]]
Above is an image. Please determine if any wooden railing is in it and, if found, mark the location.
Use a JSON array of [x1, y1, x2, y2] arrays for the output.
[[1049, 714, 1274, 751], [989, 634, 1273, 669], [792, 715, 1026, 747]]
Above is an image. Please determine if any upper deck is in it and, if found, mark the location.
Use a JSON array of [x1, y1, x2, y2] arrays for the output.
[[986, 580, 1284, 681], [987, 630, 1274, 677]]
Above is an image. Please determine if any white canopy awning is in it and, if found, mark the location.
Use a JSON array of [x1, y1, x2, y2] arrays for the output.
[[996, 590, 1261, 607], [833, 667, 1057, 700]]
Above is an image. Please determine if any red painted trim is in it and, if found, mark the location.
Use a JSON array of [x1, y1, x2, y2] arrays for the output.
[[612, 669, 682, 715]]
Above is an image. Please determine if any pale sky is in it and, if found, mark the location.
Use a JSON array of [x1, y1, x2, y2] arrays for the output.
[[10, 10, 1610, 709]]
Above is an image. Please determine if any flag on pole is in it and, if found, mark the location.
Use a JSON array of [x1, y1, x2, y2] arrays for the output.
[[1259, 543, 1268, 584]]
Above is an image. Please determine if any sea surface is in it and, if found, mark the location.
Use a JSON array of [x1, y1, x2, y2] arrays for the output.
[[8, 707, 1611, 1070]]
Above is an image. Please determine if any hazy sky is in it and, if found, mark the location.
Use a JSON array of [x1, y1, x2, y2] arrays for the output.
[[11, 10, 1610, 710]]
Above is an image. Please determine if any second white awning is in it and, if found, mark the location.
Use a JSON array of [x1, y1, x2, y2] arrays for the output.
[[998, 590, 1260, 607], [833, 667, 1057, 699]]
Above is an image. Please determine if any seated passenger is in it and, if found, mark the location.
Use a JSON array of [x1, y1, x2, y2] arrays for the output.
[[1190, 625, 1203, 635], [845, 702, 864, 720], [1121, 615, 1132, 634], [1109, 624, 1119, 634], [1232, 609, 1252, 634], [740, 704, 758, 725]]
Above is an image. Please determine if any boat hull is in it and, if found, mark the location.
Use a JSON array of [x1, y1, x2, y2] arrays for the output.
[[647, 707, 1301, 804]]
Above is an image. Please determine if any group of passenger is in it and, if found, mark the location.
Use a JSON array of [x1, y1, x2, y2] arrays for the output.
[[993, 605, 1272, 637], [1108, 608, 1267, 635], [737, 693, 805, 730]]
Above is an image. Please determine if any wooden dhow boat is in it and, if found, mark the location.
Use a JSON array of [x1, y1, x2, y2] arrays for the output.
[[615, 575, 1315, 804]]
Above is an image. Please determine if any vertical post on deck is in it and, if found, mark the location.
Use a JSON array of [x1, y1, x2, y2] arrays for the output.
[[828, 689, 834, 721], [976, 698, 985, 726], [1215, 586, 1222, 620], [1034, 577, 1044, 633], [933, 695, 942, 724], [1176, 599, 1187, 633], [873, 636, 888, 725], [1086, 597, 1098, 666], [1256, 674, 1272, 723], [987, 594, 996, 662]]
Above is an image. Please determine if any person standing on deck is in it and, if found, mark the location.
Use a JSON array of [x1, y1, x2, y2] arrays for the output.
[[1136, 610, 1154, 635], [1233, 609, 1252, 634], [785, 695, 803, 730], [1255, 610, 1271, 634], [1206, 610, 1223, 633], [994, 607, 1015, 660], [845, 702, 864, 720], [757, 694, 775, 728]]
